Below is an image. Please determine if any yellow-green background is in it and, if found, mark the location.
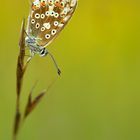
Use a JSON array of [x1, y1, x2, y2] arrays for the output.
[[0, 0, 140, 140]]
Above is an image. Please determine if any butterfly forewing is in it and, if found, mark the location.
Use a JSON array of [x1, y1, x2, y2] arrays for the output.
[[27, 0, 77, 47]]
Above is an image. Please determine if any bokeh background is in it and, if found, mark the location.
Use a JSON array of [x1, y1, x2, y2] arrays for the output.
[[0, 0, 140, 140]]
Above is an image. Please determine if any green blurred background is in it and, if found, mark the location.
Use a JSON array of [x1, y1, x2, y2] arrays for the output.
[[0, 0, 140, 140]]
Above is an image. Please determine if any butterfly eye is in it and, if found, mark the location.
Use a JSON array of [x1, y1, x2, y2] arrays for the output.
[[54, 13, 59, 18], [45, 11, 50, 16], [45, 34, 51, 39], [41, 14, 45, 19], [51, 29, 57, 35], [35, 13, 40, 19], [54, 21, 59, 26], [41, 27, 45, 31], [31, 19, 35, 24], [36, 23, 40, 29]]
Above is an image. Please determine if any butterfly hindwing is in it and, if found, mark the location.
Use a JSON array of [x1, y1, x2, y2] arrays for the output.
[[27, 0, 77, 47]]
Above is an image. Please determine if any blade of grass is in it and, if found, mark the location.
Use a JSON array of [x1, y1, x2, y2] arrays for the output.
[[24, 78, 57, 120], [24, 90, 46, 119], [13, 19, 26, 140]]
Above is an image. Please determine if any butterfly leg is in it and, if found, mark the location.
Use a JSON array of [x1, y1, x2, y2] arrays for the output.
[[47, 52, 61, 76]]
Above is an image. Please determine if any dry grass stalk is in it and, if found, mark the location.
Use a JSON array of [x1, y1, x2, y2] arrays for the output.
[[24, 78, 56, 119], [13, 19, 54, 140], [24, 89, 46, 119], [13, 19, 26, 140]]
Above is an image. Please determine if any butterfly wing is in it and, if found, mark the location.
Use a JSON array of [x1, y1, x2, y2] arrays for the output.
[[27, 0, 43, 37], [27, 0, 77, 47]]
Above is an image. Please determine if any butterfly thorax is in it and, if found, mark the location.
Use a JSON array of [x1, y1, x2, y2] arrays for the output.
[[25, 36, 48, 57]]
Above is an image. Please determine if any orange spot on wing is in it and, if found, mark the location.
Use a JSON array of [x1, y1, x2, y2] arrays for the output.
[[32, 5, 37, 10], [40, 2, 46, 7]]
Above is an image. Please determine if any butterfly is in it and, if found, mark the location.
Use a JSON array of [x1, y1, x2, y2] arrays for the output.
[[25, 0, 77, 75]]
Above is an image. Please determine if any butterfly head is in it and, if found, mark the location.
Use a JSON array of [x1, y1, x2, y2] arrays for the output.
[[39, 47, 48, 57]]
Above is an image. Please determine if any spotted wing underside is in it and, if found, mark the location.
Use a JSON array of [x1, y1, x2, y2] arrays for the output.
[[27, 0, 77, 47]]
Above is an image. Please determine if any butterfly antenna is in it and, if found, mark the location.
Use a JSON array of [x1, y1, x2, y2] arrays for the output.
[[47, 52, 61, 76]]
